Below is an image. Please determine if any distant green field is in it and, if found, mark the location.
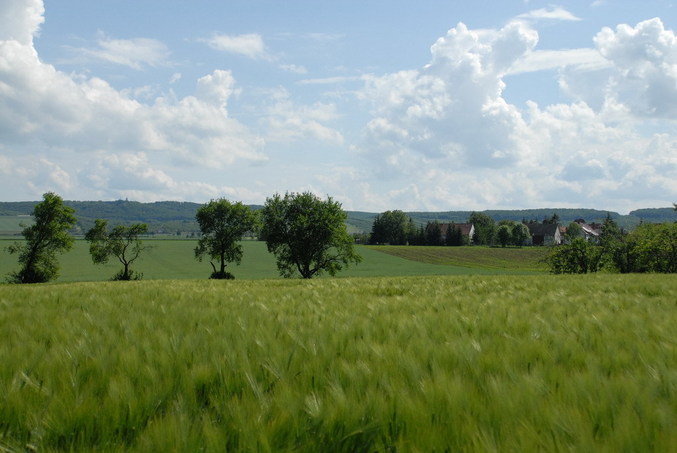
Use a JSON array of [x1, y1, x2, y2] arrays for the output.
[[0, 216, 32, 236], [367, 245, 548, 272], [0, 240, 543, 283], [0, 275, 674, 451]]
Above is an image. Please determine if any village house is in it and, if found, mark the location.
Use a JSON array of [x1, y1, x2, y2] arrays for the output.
[[526, 223, 562, 246], [574, 219, 602, 242]]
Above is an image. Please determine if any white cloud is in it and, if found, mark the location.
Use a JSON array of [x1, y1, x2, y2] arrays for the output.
[[509, 48, 610, 74], [279, 63, 307, 74], [516, 7, 581, 22], [0, 0, 44, 45], [353, 17, 677, 212], [77, 35, 171, 69], [359, 21, 536, 172], [592, 18, 677, 117], [0, 2, 266, 201], [204, 33, 268, 59], [195, 69, 238, 108], [264, 89, 344, 144]]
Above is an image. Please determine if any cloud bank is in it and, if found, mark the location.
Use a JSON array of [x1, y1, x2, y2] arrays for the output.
[[0, 1, 675, 213], [354, 16, 677, 211]]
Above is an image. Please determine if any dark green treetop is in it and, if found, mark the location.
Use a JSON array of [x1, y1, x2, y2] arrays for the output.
[[7, 192, 77, 283], [194, 199, 258, 279], [260, 192, 361, 279]]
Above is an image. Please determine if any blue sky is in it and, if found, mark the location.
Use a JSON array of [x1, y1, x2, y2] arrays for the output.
[[1, 0, 676, 213]]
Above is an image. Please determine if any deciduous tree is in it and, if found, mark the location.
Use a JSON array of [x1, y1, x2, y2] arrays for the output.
[[511, 222, 530, 247], [369, 210, 410, 245], [7, 192, 76, 283], [85, 220, 149, 280], [544, 238, 603, 274], [194, 199, 257, 279], [497, 224, 512, 247], [260, 192, 361, 278], [468, 212, 495, 245]]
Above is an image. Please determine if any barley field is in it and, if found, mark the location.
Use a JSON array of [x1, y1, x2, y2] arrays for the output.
[[1, 275, 675, 452]]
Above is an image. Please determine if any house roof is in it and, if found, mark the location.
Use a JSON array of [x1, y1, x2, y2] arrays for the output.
[[527, 223, 559, 236], [438, 223, 474, 236]]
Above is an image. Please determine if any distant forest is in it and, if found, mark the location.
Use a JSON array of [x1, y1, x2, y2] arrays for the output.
[[1, 200, 675, 236]]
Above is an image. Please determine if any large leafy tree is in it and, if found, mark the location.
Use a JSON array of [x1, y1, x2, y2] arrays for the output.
[[7, 192, 77, 283], [544, 237, 603, 274], [85, 220, 149, 280], [511, 222, 530, 247], [496, 224, 512, 247], [369, 210, 410, 245], [260, 192, 362, 279], [468, 212, 496, 245], [194, 199, 257, 279]]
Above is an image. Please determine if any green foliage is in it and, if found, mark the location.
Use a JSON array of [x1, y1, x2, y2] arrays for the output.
[[544, 238, 603, 274], [496, 224, 511, 247], [6, 192, 76, 283], [425, 221, 444, 246], [468, 212, 495, 245], [194, 199, 257, 279], [445, 223, 465, 246], [85, 219, 149, 280], [565, 221, 583, 242], [369, 210, 411, 245], [0, 276, 675, 451], [627, 222, 677, 273], [511, 222, 530, 246], [261, 192, 362, 278]]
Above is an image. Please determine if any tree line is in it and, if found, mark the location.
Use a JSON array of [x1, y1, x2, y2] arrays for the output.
[[544, 214, 677, 274], [5, 192, 361, 283], [368, 210, 543, 247]]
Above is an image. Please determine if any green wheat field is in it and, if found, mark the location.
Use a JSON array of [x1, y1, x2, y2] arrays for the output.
[[1, 273, 675, 452], [0, 240, 548, 282]]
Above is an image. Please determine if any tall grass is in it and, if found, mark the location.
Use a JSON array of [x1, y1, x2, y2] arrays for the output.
[[0, 275, 675, 451]]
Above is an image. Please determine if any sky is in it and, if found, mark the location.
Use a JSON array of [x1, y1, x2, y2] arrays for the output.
[[1, 0, 676, 213]]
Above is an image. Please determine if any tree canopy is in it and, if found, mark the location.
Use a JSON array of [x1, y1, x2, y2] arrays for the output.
[[7, 192, 76, 283], [85, 220, 149, 280], [260, 192, 361, 278], [468, 212, 495, 245], [545, 220, 677, 274], [369, 210, 411, 245], [194, 199, 258, 279]]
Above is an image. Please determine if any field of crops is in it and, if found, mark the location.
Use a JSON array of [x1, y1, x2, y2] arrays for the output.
[[1, 275, 675, 452], [367, 245, 548, 272], [0, 240, 543, 283]]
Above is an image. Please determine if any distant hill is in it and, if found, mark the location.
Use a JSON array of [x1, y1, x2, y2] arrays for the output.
[[628, 207, 677, 223], [0, 200, 674, 236]]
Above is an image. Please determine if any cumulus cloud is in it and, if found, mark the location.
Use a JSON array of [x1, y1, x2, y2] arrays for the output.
[[0, 0, 44, 45], [360, 21, 537, 172], [354, 17, 677, 211], [0, 1, 265, 201], [204, 33, 268, 59], [593, 18, 677, 117]]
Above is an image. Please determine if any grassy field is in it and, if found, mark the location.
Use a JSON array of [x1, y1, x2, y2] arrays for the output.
[[0, 240, 545, 283], [367, 245, 548, 272], [0, 275, 675, 452], [0, 216, 31, 236]]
